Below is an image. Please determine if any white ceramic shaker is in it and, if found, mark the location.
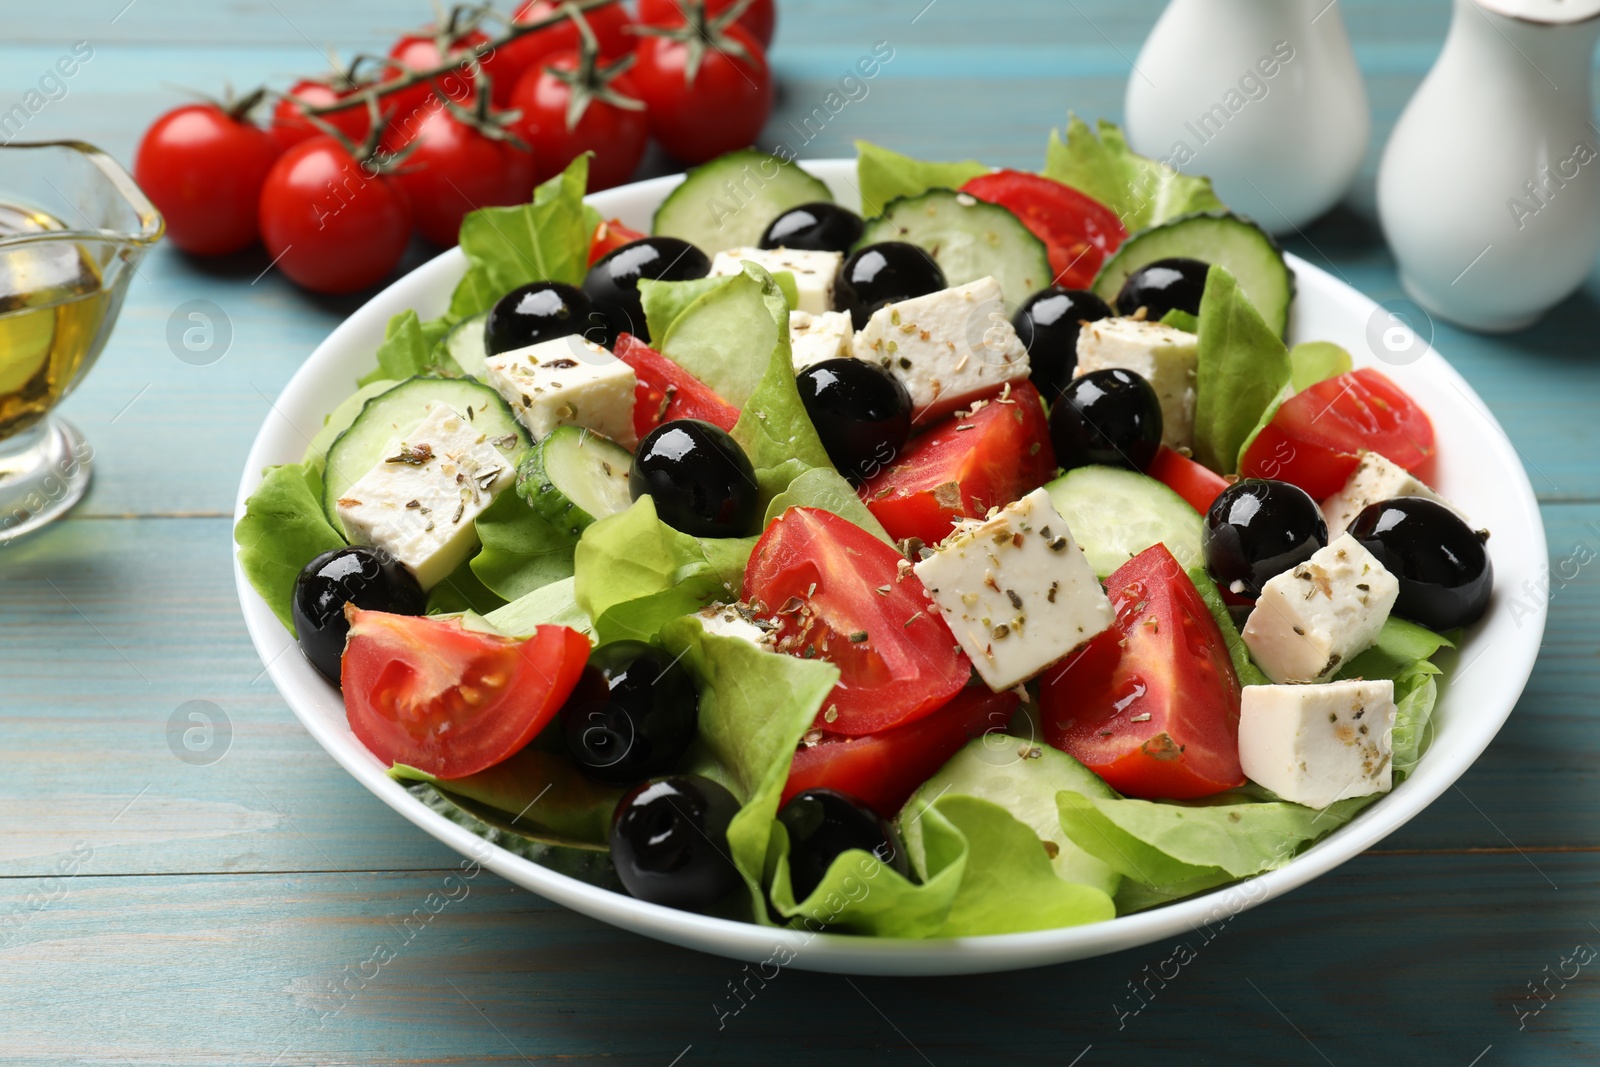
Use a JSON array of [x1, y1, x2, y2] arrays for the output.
[[1125, 0, 1370, 234], [1378, 0, 1600, 333]]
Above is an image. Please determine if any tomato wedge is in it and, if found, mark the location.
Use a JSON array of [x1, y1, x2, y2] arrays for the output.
[[341, 608, 591, 779], [1240, 368, 1436, 499], [588, 217, 647, 266], [745, 507, 972, 735], [960, 170, 1128, 289], [1147, 445, 1230, 515], [781, 685, 1020, 818], [1040, 544, 1244, 799], [613, 333, 740, 441], [863, 381, 1057, 547]]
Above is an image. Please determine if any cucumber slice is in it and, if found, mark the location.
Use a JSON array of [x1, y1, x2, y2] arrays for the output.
[[652, 149, 833, 252], [898, 736, 1121, 897], [1045, 465, 1203, 579], [304, 378, 398, 473], [515, 424, 634, 538], [1092, 211, 1293, 337], [321, 377, 528, 540], [442, 312, 489, 379], [858, 189, 1051, 308]]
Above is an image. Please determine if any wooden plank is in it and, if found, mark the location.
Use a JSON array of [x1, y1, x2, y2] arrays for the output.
[[1, 507, 1594, 879], [0, 854, 1594, 1064]]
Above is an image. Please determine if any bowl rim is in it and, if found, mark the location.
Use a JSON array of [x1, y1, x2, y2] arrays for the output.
[[233, 159, 1548, 976]]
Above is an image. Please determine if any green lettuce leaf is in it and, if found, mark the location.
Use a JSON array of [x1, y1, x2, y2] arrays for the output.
[[761, 465, 891, 543], [640, 276, 734, 344], [854, 140, 989, 217], [1338, 615, 1453, 683], [660, 614, 840, 920], [574, 497, 753, 644], [1042, 116, 1225, 231], [1159, 308, 1199, 333], [358, 310, 457, 387], [1187, 565, 1268, 688], [234, 462, 346, 630], [1193, 264, 1291, 473], [1390, 666, 1440, 778], [426, 557, 509, 616], [390, 747, 623, 850], [657, 263, 790, 408], [767, 794, 1115, 937], [468, 490, 577, 602], [1235, 341, 1355, 467], [448, 155, 593, 321], [482, 576, 593, 638]]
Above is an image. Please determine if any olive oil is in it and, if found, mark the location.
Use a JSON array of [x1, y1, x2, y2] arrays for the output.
[[0, 203, 111, 440]]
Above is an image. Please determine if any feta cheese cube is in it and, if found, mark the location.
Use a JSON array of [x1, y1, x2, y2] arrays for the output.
[[1238, 679, 1397, 808], [334, 403, 515, 590], [789, 309, 855, 370], [694, 603, 775, 650], [851, 277, 1031, 424], [1242, 534, 1400, 684], [483, 336, 638, 448], [1320, 451, 1463, 537], [709, 246, 842, 314], [913, 487, 1114, 691], [1074, 317, 1198, 449]]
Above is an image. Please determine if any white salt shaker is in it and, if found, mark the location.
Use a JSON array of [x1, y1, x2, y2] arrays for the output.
[[1124, 0, 1370, 234], [1377, 0, 1600, 333]]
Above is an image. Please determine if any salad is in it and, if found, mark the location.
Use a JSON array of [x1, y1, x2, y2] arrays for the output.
[[236, 117, 1494, 937]]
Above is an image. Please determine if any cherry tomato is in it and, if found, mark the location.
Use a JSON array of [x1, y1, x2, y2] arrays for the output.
[[782, 686, 1018, 818], [493, 0, 635, 107], [863, 381, 1057, 547], [613, 333, 740, 441], [380, 104, 534, 246], [382, 28, 489, 130], [746, 507, 972, 736], [631, 21, 773, 165], [1040, 544, 1244, 800], [1147, 445, 1230, 515], [342, 608, 591, 779], [960, 171, 1127, 290], [589, 217, 647, 265], [1239, 368, 1436, 499], [509, 51, 648, 189], [258, 136, 413, 294], [638, 0, 776, 49], [269, 79, 374, 154], [135, 102, 281, 256]]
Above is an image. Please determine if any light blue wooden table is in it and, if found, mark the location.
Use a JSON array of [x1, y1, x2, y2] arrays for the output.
[[3, 1, 1598, 1063]]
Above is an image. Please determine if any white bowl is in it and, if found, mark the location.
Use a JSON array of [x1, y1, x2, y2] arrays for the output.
[[234, 160, 1548, 976]]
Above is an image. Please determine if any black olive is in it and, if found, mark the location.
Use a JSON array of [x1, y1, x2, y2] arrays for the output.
[[582, 236, 711, 347], [291, 546, 426, 685], [1013, 287, 1114, 400], [1203, 478, 1329, 598], [1347, 497, 1493, 630], [777, 789, 909, 903], [796, 358, 913, 484], [834, 241, 947, 329], [759, 202, 865, 254], [610, 775, 741, 912], [484, 281, 593, 356], [629, 418, 760, 538], [1114, 257, 1211, 321], [1049, 367, 1163, 472], [562, 640, 699, 782]]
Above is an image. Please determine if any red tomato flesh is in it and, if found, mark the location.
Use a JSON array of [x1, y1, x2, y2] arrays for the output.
[[342, 608, 590, 779], [588, 218, 647, 266], [782, 685, 1020, 818], [1240, 368, 1436, 499], [960, 170, 1127, 290], [863, 381, 1057, 547], [745, 507, 972, 736], [613, 333, 740, 440], [1147, 445, 1230, 515], [1040, 544, 1244, 799]]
